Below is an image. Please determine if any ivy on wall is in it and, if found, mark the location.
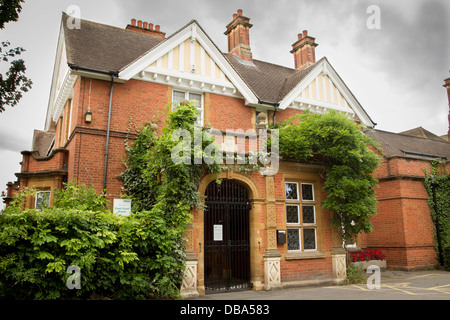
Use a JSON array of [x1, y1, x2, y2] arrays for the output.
[[424, 160, 450, 270], [274, 110, 381, 244]]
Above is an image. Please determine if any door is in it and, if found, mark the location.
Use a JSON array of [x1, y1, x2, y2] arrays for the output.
[[204, 180, 251, 293]]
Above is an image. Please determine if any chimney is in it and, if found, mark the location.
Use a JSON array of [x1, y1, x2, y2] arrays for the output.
[[444, 75, 450, 141], [224, 9, 253, 61], [290, 30, 319, 71], [126, 19, 165, 38]]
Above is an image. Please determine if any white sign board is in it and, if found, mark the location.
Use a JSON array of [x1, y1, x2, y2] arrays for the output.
[[113, 199, 132, 216], [214, 225, 223, 242]]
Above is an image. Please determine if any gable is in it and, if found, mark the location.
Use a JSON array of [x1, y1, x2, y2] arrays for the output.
[[279, 58, 375, 127], [119, 21, 258, 104], [148, 38, 230, 82]]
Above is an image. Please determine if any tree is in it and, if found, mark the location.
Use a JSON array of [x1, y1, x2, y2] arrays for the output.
[[0, 0, 32, 113]]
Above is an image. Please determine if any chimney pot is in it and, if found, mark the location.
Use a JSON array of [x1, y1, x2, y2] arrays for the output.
[[155, 25, 160, 31], [137, 20, 143, 28], [225, 10, 253, 61], [143, 22, 148, 29], [131, 19, 136, 26], [291, 30, 318, 71], [149, 23, 153, 30]]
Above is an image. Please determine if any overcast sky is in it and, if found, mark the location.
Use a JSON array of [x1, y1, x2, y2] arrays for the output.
[[0, 0, 449, 206]]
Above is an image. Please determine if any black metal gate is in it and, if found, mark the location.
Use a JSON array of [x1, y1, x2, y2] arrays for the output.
[[204, 180, 251, 294]]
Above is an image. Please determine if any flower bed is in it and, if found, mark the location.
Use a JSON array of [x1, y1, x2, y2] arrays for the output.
[[349, 249, 387, 270]]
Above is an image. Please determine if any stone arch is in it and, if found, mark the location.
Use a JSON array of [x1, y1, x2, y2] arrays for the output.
[[192, 170, 264, 295]]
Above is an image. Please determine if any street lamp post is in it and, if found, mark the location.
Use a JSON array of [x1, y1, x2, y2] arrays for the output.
[[430, 175, 444, 267]]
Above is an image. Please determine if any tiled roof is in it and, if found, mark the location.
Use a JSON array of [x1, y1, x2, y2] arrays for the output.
[[31, 130, 55, 157], [225, 54, 318, 104], [62, 13, 316, 103], [366, 129, 450, 160], [400, 127, 447, 141], [62, 13, 164, 73]]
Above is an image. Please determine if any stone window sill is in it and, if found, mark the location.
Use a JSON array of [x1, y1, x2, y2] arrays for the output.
[[285, 251, 326, 260]]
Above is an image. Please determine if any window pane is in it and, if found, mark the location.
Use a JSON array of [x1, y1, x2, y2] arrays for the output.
[[302, 205, 315, 224], [285, 183, 298, 200], [287, 229, 301, 251], [189, 93, 202, 107], [301, 184, 314, 201], [173, 90, 185, 102], [286, 205, 299, 224], [303, 228, 316, 250]]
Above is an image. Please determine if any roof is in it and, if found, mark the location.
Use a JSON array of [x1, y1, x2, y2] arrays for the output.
[[225, 54, 318, 104], [366, 129, 450, 160], [400, 127, 447, 142], [60, 13, 373, 124], [61, 13, 326, 103], [62, 12, 164, 73], [31, 130, 55, 157]]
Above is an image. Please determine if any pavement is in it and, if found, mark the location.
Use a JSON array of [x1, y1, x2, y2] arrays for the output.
[[189, 269, 450, 300]]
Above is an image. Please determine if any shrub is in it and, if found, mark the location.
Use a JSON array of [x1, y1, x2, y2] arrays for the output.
[[0, 184, 184, 300]]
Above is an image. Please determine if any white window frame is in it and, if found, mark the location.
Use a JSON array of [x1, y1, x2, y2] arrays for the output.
[[286, 204, 300, 225], [303, 228, 317, 251], [301, 183, 315, 202], [302, 205, 316, 225], [172, 89, 204, 126], [285, 181, 318, 253], [285, 182, 299, 201], [287, 228, 302, 252]]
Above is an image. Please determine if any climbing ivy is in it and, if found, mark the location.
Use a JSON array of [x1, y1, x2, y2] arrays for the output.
[[274, 110, 381, 244], [424, 160, 450, 270]]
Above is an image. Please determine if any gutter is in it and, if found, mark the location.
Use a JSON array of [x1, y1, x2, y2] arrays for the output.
[[258, 100, 279, 125], [68, 64, 119, 78]]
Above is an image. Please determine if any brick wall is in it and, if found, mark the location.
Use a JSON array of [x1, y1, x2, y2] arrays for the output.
[[360, 156, 450, 269]]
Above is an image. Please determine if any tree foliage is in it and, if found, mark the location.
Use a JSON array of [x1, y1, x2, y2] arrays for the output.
[[0, 0, 24, 29], [0, 0, 32, 113], [276, 110, 381, 243]]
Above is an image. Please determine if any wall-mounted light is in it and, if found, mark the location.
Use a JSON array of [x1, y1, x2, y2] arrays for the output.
[[85, 110, 92, 123]]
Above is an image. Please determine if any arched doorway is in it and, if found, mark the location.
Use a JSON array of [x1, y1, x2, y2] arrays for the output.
[[204, 180, 251, 293]]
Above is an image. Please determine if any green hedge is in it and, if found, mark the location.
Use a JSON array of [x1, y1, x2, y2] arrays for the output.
[[0, 208, 184, 300]]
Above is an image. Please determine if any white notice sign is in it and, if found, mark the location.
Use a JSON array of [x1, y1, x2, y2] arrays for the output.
[[214, 225, 223, 242], [113, 199, 132, 216]]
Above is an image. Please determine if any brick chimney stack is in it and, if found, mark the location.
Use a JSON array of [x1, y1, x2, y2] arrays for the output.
[[126, 19, 165, 38], [444, 75, 450, 141], [224, 9, 253, 61], [291, 30, 319, 71]]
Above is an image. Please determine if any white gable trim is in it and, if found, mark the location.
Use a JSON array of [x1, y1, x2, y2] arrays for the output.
[[279, 59, 375, 127], [119, 21, 258, 104]]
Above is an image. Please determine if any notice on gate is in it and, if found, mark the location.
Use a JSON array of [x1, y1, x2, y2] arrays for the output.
[[213, 225, 223, 241]]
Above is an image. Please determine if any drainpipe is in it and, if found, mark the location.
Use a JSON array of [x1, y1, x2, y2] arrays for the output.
[[103, 74, 115, 192], [68, 64, 118, 192]]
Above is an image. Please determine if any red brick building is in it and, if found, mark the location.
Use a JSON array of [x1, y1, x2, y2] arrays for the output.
[[2, 10, 449, 295]]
